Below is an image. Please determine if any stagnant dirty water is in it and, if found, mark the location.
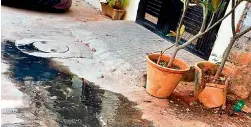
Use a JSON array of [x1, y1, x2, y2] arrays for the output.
[[1, 41, 153, 127]]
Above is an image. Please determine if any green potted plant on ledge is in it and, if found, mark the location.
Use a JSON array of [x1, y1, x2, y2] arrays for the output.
[[145, 0, 248, 99], [100, 0, 129, 20]]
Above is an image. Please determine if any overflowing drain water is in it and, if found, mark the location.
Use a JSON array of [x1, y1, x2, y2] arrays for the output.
[[1, 40, 153, 127]]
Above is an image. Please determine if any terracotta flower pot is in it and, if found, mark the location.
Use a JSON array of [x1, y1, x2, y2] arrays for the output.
[[194, 61, 234, 108], [146, 54, 190, 98], [100, 2, 125, 20], [198, 83, 227, 108]]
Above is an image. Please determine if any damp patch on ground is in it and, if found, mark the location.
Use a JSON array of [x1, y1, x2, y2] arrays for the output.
[[1, 40, 154, 127]]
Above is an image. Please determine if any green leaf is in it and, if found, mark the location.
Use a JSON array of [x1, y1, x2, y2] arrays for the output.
[[219, 2, 227, 10], [166, 33, 175, 37], [107, 0, 117, 7], [207, 2, 214, 12], [120, 0, 129, 8], [211, 53, 218, 57], [160, 61, 167, 67], [216, 61, 221, 65]]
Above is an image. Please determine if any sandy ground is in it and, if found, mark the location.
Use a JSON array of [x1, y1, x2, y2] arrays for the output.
[[1, 0, 251, 126]]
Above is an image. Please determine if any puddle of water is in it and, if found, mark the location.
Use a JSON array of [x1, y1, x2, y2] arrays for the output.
[[1, 40, 153, 127], [2, 41, 58, 81]]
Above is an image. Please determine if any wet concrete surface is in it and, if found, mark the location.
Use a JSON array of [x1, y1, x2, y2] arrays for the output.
[[1, 40, 153, 127]]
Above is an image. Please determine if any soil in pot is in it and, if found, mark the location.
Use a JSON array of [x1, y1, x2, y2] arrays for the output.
[[152, 60, 181, 70], [202, 69, 226, 87]]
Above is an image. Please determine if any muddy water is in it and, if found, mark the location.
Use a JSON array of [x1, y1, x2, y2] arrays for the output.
[[1, 41, 153, 127]]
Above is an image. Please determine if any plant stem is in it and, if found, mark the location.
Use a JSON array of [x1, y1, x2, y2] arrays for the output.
[[156, 51, 162, 64], [231, 0, 236, 36], [167, 2, 207, 67], [158, 0, 243, 68], [167, 48, 179, 67], [215, 26, 251, 78], [206, 13, 215, 29], [177, 33, 203, 49], [179, 2, 240, 49], [167, 1, 239, 67], [175, 0, 190, 46], [235, 26, 251, 38], [199, 3, 208, 32], [203, 2, 240, 34], [162, 44, 175, 53], [180, 0, 197, 6], [215, 38, 236, 79], [175, 3, 208, 50], [157, 0, 190, 65]]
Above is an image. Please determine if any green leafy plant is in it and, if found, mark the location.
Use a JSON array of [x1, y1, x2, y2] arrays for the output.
[[156, 0, 251, 76], [106, 0, 129, 9], [159, 61, 168, 67], [107, 0, 117, 7]]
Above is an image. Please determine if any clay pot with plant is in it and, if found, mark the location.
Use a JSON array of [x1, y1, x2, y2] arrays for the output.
[[146, 0, 249, 98], [100, 0, 129, 20], [195, 0, 251, 108]]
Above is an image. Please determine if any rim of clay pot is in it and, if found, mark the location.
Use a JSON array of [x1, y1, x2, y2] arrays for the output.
[[195, 61, 234, 76], [147, 54, 190, 73]]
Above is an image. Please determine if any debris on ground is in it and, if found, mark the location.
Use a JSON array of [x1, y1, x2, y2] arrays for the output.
[[167, 81, 251, 126], [233, 100, 251, 113]]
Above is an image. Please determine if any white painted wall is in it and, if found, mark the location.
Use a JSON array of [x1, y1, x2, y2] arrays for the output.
[[209, 1, 247, 62], [123, 0, 140, 21], [84, 0, 105, 9], [242, 5, 251, 30]]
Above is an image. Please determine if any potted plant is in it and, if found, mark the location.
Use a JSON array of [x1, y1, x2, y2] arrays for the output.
[[196, 0, 251, 108], [146, 0, 249, 98], [100, 0, 129, 20]]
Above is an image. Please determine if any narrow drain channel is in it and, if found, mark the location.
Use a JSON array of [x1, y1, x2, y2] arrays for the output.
[[1, 40, 153, 127]]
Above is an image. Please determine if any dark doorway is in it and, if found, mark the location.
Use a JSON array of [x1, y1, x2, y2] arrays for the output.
[[136, 0, 229, 59]]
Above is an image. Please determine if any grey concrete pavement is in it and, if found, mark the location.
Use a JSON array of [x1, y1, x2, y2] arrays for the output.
[[71, 21, 203, 72]]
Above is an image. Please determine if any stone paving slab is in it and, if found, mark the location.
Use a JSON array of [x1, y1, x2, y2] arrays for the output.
[[72, 21, 203, 72]]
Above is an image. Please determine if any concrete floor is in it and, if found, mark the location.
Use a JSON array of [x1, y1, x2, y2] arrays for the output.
[[2, 0, 250, 127]]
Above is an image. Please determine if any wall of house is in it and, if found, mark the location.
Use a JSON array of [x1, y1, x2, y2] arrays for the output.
[[227, 3, 251, 100], [84, 0, 105, 9], [229, 3, 251, 64], [123, 0, 140, 20], [241, 4, 251, 31], [84, 0, 140, 21], [209, 1, 248, 62]]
